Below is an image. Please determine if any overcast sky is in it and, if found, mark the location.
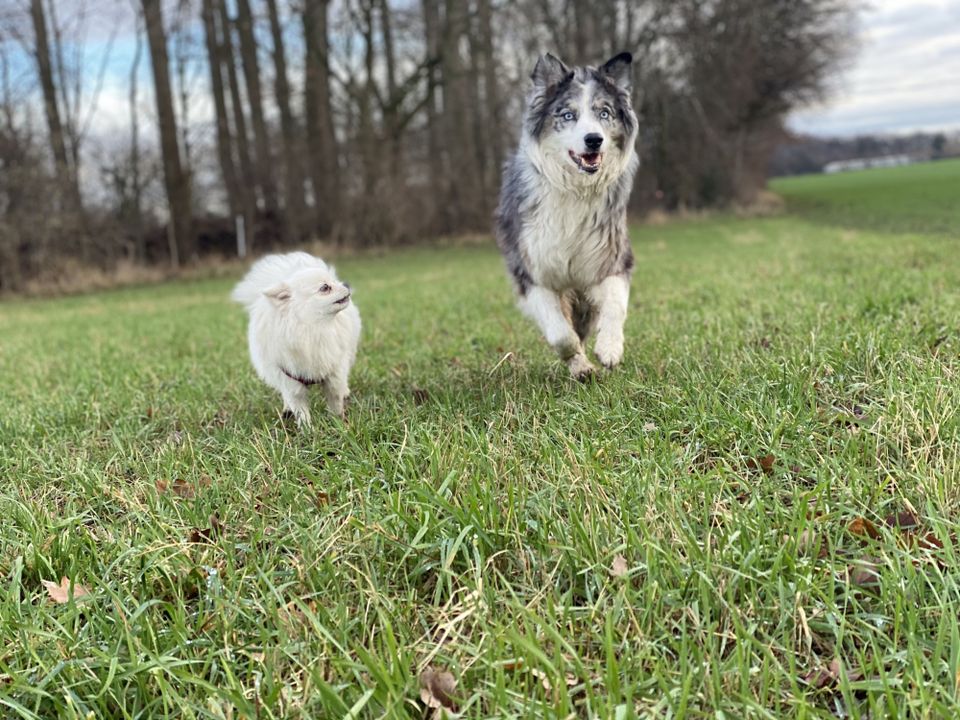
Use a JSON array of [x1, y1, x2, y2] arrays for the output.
[[7, 0, 958, 143], [788, 0, 960, 136]]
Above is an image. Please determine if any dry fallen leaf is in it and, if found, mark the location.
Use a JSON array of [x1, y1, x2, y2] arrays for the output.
[[884, 510, 919, 530], [849, 557, 881, 587], [746, 454, 776, 475], [642, 422, 657, 432], [42, 576, 90, 604], [802, 657, 863, 688], [412, 387, 430, 406], [419, 666, 458, 712], [188, 513, 224, 543], [611, 555, 629, 578], [848, 517, 880, 540]]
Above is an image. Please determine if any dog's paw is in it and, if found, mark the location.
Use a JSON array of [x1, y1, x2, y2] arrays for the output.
[[594, 335, 624, 370], [567, 353, 596, 382]]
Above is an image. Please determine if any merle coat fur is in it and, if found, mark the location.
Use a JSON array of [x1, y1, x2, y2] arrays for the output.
[[495, 52, 639, 378]]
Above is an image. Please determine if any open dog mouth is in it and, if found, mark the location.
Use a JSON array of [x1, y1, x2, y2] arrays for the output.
[[333, 292, 351, 306], [569, 150, 602, 174]]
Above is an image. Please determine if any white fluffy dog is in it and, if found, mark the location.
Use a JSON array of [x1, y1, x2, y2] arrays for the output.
[[231, 252, 360, 425]]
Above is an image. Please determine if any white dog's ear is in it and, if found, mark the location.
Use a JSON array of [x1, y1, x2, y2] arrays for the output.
[[531, 53, 570, 87], [600, 52, 633, 91], [263, 282, 291, 304]]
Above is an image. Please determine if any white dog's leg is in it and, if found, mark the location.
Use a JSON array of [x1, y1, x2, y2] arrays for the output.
[[322, 372, 350, 419], [589, 274, 630, 369], [519, 286, 595, 379], [279, 379, 312, 427]]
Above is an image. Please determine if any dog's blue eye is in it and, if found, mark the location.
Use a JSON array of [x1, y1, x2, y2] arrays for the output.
[[600, 109, 611, 120], [562, 111, 575, 121]]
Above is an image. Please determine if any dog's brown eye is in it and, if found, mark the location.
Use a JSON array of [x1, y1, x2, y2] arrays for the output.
[[319, 284, 331, 294]]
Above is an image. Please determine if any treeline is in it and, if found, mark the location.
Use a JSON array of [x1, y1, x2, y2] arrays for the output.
[[0, 0, 852, 291], [771, 131, 960, 176]]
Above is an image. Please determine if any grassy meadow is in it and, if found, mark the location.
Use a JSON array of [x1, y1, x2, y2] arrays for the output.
[[2, 159, 960, 718]]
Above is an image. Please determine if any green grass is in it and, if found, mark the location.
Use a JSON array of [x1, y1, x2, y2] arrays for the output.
[[3, 165, 960, 717], [771, 157, 960, 236]]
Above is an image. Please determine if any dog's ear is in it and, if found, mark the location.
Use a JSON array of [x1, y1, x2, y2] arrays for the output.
[[263, 282, 291, 305], [531, 53, 570, 87], [600, 52, 633, 91]]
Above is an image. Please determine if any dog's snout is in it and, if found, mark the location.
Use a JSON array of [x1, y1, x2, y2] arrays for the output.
[[584, 133, 603, 151]]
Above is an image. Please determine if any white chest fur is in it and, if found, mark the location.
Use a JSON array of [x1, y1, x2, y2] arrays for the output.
[[516, 139, 633, 292], [520, 188, 608, 291]]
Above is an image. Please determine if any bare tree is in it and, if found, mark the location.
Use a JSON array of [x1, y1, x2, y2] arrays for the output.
[[217, 0, 256, 247], [235, 0, 279, 223], [142, 0, 193, 266], [303, 0, 340, 236], [29, 0, 81, 213], [265, 0, 307, 242], [201, 0, 241, 228]]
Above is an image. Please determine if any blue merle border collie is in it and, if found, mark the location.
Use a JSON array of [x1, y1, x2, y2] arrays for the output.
[[495, 52, 639, 380]]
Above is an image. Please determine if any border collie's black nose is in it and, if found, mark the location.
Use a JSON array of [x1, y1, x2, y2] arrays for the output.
[[584, 133, 603, 151]]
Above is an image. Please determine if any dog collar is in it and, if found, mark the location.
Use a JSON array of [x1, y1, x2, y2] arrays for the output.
[[282, 368, 321, 386]]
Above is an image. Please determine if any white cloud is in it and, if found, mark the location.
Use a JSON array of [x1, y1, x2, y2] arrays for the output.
[[788, 0, 960, 136]]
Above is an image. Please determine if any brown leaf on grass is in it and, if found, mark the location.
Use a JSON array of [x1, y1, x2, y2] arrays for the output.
[[412, 387, 430, 406], [917, 532, 944, 550], [172, 479, 195, 499], [884, 510, 919, 530], [849, 558, 881, 587], [155, 479, 168, 493], [801, 658, 863, 688], [500, 659, 525, 671], [188, 514, 224, 544], [746, 453, 776, 475], [315, 491, 330, 507], [42, 576, 90, 604], [848, 517, 880, 540], [419, 666, 458, 712], [611, 555, 629, 578]]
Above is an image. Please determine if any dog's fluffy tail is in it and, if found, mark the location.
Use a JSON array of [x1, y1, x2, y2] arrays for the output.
[[230, 252, 329, 308]]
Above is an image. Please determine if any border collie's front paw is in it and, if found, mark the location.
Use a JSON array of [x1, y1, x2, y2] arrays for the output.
[[567, 353, 596, 381], [595, 334, 624, 369]]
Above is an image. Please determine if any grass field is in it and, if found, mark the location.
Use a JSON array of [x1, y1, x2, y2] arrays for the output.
[[2, 161, 960, 718]]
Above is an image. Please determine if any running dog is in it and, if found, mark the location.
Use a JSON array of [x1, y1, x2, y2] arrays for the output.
[[495, 52, 639, 379]]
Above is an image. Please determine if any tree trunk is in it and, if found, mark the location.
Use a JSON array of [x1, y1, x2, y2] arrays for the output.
[[201, 0, 241, 225], [29, 0, 81, 214], [130, 9, 145, 262], [217, 0, 257, 249], [141, 0, 193, 266], [441, 0, 481, 228], [477, 0, 502, 193], [303, 0, 340, 236], [265, 0, 307, 242], [421, 0, 443, 231], [235, 0, 279, 222], [378, 0, 402, 179]]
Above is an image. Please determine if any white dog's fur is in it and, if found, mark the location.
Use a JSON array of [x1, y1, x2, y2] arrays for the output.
[[231, 252, 360, 425]]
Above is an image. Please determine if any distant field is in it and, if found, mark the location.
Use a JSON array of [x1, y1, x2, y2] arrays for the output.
[[771, 157, 960, 236], [2, 167, 960, 717]]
